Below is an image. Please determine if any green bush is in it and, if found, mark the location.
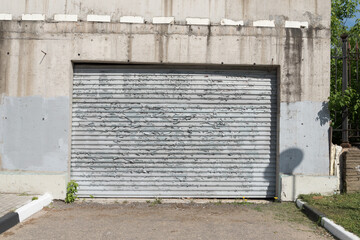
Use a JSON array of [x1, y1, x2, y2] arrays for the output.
[[65, 180, 79, 203]]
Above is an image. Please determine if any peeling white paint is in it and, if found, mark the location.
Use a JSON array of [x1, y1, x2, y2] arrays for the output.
[[54, 14, 77, 22], [0, 13, 12, 20], [285, 21, 308, 28], [220, 19, 244, 26], [120, 16, 144, 24], [186, 18, 210, 25], [152, 17, 174, 24], [253, 20, 275, 27], [87, 15, 111, 22], [22, 14, 45, 21]]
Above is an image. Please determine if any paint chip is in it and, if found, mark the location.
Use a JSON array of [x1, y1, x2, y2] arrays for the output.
[[186, 18, 210, 26], [22, 14, 45, 21], [120, 16, 145, 24], [253, 20, 275, 28], [0, 13, 12, 21], [54, 14, 78, 22], [152, 17, 174, 24], [87, 15, 111, 22]]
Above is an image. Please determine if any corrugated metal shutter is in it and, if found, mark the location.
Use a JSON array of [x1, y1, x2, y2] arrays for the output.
[[71, 66, 277, 198]]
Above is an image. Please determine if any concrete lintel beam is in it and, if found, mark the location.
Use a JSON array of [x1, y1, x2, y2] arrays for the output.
[[22, 14, 45, 21], [220, 19, 244, 26], [0, 13, 12, 20], [186, 18, 210, 26], [253, 20, 275, 28], [152, 17, 175, 24], [120, 16, 145, 24], [285, 21, 308, 29], [87, 15, 111, 22], [54, 14, 78, 22]]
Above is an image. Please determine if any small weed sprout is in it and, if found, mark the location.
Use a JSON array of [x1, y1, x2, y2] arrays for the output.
[[152, 198, 162, 205], [65, 180, 79, 203], [32, 197, 38, 201], [89, 195, 94, 199]]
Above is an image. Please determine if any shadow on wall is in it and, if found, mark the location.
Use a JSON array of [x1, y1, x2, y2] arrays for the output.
[[279, 148, 304, 200], [316, 102, 330, 126]]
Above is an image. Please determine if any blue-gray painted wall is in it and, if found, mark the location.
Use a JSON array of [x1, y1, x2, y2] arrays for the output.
[[0, 96, 69, 171]]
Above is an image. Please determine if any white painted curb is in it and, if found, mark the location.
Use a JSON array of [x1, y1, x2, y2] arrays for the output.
[[321, 218, 360, 240], [295, 199, 360, 240], [295, 198, 305, 209], [15, 193, 53, 222]]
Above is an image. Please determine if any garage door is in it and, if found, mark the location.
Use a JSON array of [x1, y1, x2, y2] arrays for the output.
[[71, 66, 277, 198]]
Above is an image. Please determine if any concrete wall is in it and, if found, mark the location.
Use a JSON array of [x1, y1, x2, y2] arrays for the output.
[[0, 0, 333, 199], [0, 0, 330, 27]]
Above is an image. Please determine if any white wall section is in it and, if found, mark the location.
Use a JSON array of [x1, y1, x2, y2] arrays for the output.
[[0, 172, 67, 199]]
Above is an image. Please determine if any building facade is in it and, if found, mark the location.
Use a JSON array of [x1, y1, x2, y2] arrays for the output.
[[0, 0, 336, 200]]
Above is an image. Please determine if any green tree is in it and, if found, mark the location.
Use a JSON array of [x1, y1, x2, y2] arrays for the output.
[[329, 0, 360, 143]]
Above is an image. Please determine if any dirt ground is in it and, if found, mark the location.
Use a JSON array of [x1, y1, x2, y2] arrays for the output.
[[0, 200, 334, 240]]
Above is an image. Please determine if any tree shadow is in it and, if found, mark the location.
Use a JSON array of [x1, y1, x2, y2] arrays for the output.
[[316, 101, 330, 126], [278, 148, 304, 200], [279, 148, 303, 174]]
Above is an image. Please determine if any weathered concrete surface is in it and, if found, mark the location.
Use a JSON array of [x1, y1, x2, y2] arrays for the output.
[[280, 174, 338, 201], [0, 172, 66, 199], [0, 22, 330, 102], [0, 201, 334, 240], [0, 96, 69, 171], [0, 0, 331, 28]]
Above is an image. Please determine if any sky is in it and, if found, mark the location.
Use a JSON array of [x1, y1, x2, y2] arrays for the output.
[[345, 9, 360, 27]]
